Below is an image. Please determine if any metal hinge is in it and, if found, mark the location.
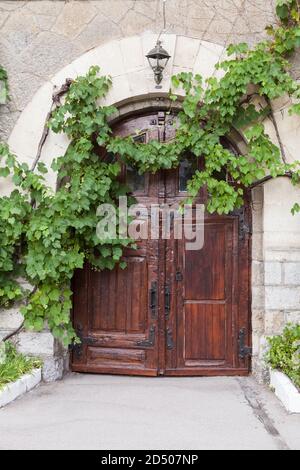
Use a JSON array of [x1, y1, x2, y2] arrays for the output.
[[71, 324, 97, 359], [166, 328, 175, 350], [231, 207, 252, 240], [136, 326, 156, 348], [165, 285, 171, 318], [149, 281, 157, 319], [238, 328, 252, 359]]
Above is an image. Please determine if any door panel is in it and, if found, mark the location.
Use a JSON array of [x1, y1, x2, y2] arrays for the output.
[[184, 303, 226, 362], [90, 258, 148, 333], [165, 217, 238, 374], [184, 222, 226, 301], [72, 115, 162, 376], [71, 111, 252, 376]]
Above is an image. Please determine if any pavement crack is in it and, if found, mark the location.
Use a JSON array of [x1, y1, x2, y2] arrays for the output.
[[238, 378, 290, 450]]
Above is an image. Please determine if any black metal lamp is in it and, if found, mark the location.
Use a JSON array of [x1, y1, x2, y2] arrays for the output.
[[146, 40, 171, 87]]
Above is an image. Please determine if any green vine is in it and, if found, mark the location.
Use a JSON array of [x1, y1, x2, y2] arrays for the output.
[[0, 65, 8, 104], [1, 2, 300, 345]]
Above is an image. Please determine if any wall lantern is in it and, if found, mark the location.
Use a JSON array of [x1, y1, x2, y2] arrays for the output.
[[146, 40, 171, 87]]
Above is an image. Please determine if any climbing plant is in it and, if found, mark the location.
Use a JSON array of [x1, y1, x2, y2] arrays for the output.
[[0, 1, 300, 345], [0, 65, 8, 104]]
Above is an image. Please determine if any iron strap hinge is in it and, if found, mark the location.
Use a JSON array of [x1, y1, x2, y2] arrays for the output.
[[165, 285, 171, 318], [230, 208, 252, 240], [71, 324, 98, 358], [238, 328, 252, 359], [166, 328, 175, 350], [149, 281, 158, 319], [136, 326, 156, 348]]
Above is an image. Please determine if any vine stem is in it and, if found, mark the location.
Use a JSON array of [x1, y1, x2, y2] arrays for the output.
[[2, 285, 38, 343], [249, 172, 292, 189], [30, 79, 73, 172], [266, 96, 288, 165], [2, 320, 24, 343]]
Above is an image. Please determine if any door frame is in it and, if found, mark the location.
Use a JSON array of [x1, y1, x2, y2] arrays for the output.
[[71, 108, 252, 377]]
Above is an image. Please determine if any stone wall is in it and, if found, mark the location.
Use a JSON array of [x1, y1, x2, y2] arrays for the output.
[[0, 1, 300, 383], [0, 0, 278, 141]]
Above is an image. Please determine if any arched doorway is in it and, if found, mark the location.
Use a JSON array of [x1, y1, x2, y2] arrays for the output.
[[71, 110, 252, 376]]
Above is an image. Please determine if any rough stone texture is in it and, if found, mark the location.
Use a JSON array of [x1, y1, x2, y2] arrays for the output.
[[17, 331, 57, 356], [42, 356, 65, 382], [0, 0, 278, 140], [284, 262, 300, 285], [264, 262, 282, 286], [0, 307, 23, 330]]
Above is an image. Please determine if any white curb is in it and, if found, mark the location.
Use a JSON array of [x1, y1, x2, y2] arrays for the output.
[[0, 368, 41, 408], [270, 369, 300, 414]]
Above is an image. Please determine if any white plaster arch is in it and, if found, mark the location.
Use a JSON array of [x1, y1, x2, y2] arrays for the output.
[[6, 33, 230, 191]]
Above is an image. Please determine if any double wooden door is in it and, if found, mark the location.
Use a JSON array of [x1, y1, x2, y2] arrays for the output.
[[71, 112, 252, 376]]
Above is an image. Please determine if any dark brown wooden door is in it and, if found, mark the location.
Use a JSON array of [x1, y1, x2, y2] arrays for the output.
[[71, 112, 251, 376]]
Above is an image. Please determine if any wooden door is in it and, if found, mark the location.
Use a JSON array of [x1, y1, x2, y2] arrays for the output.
[[71, 112, 252, 376]]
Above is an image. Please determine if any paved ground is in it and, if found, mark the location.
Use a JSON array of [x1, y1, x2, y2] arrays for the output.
[[0, 374, 299, 450]]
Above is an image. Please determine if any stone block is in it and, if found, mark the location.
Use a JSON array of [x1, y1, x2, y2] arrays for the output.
[[251, 185, 263, 204], [252, 232, 263, 262], [252, 310, 264, 334], [285, 311, 300, 324], [193, 41, 223, 84], [252, 332, 261, 356], [284, 262, 300, 285], [42, 356, 64, 382], [119, 9, 153, 37], [252, 261, 264, 286], [264, 262, 282, 285], [265, 286, 300, 310], [252, 286, 265, 309], [174, 36, 200, 69], [252, 203, 263, 234], [8, 81, 53, 165], [75, 14, 121, 52], [265, 249, 300, 262], [52, 1, 97, 39], [0, 308, 23, 330], [263, 178, 300, 250], [120, 36, 145, 73], [27, 1, 64, 16], [19, 31, 80, 79], [90, 1, 134, 23], [265, 310, 285, 335], [17, 331, 56, 356], [89, 40, 125, 78], [2, 10, 39, 55]]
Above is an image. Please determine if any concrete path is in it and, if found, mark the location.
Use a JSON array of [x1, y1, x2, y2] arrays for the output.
[[0, 374, 299, 450]]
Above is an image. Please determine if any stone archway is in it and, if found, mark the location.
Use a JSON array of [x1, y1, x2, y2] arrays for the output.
[[3, 33, 300, 382]]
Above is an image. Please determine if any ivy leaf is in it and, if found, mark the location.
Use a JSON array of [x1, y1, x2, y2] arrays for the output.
[[37, 162, 48, 174]]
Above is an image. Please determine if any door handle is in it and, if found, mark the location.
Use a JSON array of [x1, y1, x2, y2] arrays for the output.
[[149, 282, 157, 318], [165, 285, 171, 317]]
